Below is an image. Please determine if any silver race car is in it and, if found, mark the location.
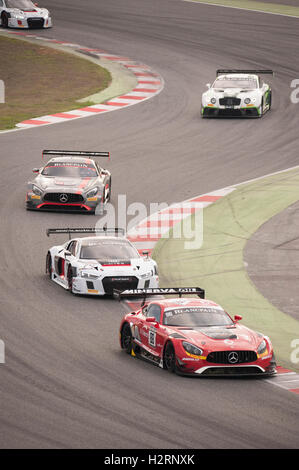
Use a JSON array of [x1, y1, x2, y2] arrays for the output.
[[26, 150, 111, 214], [46, 228, 159, 296], [201, 69, 273, 118], [0, 0, 52, 28]]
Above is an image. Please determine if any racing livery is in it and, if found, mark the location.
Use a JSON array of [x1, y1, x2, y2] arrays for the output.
[[0, 0, 52, 29], [119, 288, 276, 377], [26, 150, 111, 214], [202, 69, 273, 118], [46, 228, 159, 296]]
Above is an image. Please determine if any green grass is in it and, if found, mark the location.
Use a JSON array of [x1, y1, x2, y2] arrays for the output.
[[0, 36, 111, 130], [153, 168, 299, 372], [186, 0, 299, 17]]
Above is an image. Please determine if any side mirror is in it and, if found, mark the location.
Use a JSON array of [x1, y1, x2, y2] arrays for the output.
[[142, 250, 149, 258], [64, 250, 72, 258], [206, 83, 211, 88], [234, 315, 242, 322], [32, 168, 40, 173], [146, 317, 158, 324]]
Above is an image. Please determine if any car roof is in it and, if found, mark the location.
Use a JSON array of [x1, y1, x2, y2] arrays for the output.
[[73, 236, 128, 244], [46, 157, 95, 164], [148, 298, 223, 309], [217, 73, 258, 80]]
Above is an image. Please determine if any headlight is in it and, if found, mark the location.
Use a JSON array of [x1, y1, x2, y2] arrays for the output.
[[210, 97, 216, 104], [140, 271, 152, 279], [244, 98, 251, 104], [182, 341, 203, 357], [12, 9, 25, 18], [79, 270, 99, 279], [257, 339, 267, 355], [86, 187, 100, 198], [32, 184, 42, 196]]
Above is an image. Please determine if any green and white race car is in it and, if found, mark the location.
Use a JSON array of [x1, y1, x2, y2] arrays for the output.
[[201, 69, 273, 118]]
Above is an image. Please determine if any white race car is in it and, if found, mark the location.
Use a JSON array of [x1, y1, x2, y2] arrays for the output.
[[46, 228, 159, 296], [201, 69, 273, 118], [0, 0, 52, 29]]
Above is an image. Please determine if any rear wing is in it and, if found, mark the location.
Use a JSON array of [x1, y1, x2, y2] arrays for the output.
[[115, 287, 205, 305], [42, 150, 110, 160], [47, 227, 125, 239], [216, 69, 274, 76]]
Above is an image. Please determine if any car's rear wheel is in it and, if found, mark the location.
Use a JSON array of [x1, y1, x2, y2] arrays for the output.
[[163, 342, 176, 373], [121, 323, 133, 354]]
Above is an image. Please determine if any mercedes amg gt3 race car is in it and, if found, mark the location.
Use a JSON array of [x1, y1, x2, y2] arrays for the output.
[[0, 0, 52, 29], [119, 288, 276, 377], [46, 228, 159, 296], [201, 69, 273, 118], [26, 150, 111, 214]]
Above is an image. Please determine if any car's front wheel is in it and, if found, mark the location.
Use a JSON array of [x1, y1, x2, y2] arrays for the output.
[[46, 252, 52, 279], [121, 323, 133, 354], [163, 342, 177, 373], [1, 13, 9, 28], [67, 265, 74, 294]]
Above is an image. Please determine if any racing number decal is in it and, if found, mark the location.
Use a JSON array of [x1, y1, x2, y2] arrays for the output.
[[149, 329, 156, 348]]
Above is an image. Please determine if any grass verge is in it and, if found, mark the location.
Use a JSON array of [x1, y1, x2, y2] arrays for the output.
[[0, 36, 111, 130], [184, 0, 299, 17], [153, 168, 299, 372]]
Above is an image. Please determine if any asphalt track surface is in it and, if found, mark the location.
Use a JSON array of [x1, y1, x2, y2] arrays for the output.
[[0, 0, 299, 449]]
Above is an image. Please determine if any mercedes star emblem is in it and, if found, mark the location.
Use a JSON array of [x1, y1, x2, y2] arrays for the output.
[[228, 351, 239, 364], [59, 193, 69, 203]]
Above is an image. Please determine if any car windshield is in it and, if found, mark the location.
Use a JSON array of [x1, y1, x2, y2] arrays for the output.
[[41, 162, 97, 178], [6, 0, 35, 9], [213, 78, 257, 89], [80, 240, 139, 261], [163, 307, 233, 327]]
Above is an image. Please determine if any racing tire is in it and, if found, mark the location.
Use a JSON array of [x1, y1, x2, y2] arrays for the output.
[[163, 342, 177, 373], [106, 178, 112, 203], [67, 265, 75, 295], [121, 323, 133, 354], [46, 252, 52, 279], [258, 98, 264, 118], [1, 13, 9, 28]]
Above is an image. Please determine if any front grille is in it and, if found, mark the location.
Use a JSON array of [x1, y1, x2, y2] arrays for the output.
[[102, 276, 139, 295], [207, 350, 257, 364], [201, 366, 263, 376], [219, 97, 241, 106], [27, 17, 44, 28], [43, 193, 84, 203]]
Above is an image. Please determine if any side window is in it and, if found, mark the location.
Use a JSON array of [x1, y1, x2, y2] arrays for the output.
[[147, 304, 161, 323], [67, 241, 77, 256]]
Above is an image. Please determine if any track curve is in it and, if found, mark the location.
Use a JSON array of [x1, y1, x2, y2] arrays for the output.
[[0, 0, 299, 448]]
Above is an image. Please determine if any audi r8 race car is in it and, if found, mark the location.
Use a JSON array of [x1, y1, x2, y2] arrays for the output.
[[26, 150, 111, 214], [201, 69, 273, 118], [46, 228, 159, 296], [118, 288, 276, 377], [0, 0, 52, 29]]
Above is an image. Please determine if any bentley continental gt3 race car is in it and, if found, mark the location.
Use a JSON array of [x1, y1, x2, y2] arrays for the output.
[[26, 150, 111, 214], [0, 0, 52, 28], [118, 288, 277, 377], [46, 228, 159, 296], [201, 69, 273, 118]]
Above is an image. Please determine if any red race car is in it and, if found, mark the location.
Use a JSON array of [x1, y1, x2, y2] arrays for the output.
[[118, 288, 276, 377]]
